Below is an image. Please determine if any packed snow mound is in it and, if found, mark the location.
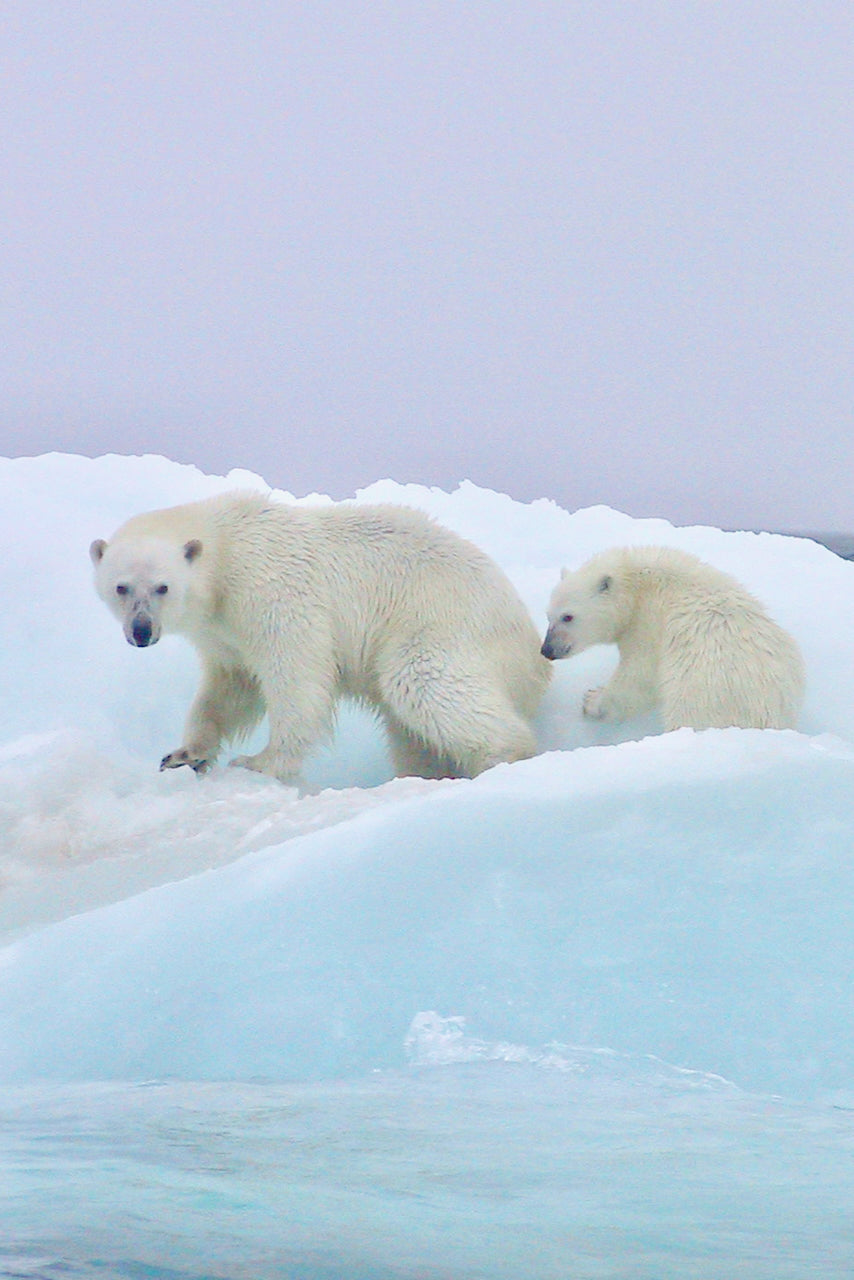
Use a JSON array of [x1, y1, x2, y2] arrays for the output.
[[1, 452, 853, 1103]]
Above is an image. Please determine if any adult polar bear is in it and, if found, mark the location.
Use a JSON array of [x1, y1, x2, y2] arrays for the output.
[[90, 491, 550, 782], [541, 545, 804, 731]]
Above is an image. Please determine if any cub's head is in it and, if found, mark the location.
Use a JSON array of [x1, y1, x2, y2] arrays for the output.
[[540, 557, 622, 661], [89, 535, 203, 647]]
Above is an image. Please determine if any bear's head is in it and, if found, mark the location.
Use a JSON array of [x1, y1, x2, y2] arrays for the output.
[[541, 557, 623, 661], [89, 535, 203, 647]]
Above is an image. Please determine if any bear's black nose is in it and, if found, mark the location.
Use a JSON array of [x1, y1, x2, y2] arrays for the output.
[[131, 619, 153, 646]]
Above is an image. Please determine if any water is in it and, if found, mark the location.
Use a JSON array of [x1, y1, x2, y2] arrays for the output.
[[3, 1062, 854, 1279]]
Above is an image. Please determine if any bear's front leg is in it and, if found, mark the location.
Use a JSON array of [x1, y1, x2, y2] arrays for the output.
[[582, 686, 609, 719], [583, 657, 657, 723], [228, 697, 331, 782], [161, 660, 265, 775], [228, 746, 303, 781], [582, 684, 646, 720], [228, 664, 336, 784]]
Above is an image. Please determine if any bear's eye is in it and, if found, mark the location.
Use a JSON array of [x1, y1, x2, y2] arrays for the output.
[[116, 584, 129, 597], [154, 584, 169, 595], [561, 613, 574, 624]]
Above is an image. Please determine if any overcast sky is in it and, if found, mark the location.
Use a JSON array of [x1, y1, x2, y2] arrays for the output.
[[2, 2, 852, 530]]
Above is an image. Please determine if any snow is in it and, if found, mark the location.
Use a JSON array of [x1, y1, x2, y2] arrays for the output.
[[2, 452, 854, 1278]]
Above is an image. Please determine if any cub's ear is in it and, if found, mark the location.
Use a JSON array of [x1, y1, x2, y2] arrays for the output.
[[598, 575, 612, 593], [183, 539, 203, 563], [560, 566, 569, 579], [90, 538, 108, 565]]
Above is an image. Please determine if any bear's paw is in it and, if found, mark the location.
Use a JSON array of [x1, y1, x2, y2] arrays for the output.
[[582, 687, 608, 720], [159, 748, 211, 774]]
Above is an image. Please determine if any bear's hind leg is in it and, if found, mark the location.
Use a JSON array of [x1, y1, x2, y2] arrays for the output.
[[379, 652, 538, 779], [384, 719, 460, 780], [457, 711, 538, 777]]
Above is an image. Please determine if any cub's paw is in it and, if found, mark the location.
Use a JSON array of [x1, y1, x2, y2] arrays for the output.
[[582, 687, 608, 720], [159, 748, 211, 774]]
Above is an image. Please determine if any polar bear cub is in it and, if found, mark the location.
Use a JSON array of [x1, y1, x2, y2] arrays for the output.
[[90, 491, 551, 782], [541, 545, 804, 731]]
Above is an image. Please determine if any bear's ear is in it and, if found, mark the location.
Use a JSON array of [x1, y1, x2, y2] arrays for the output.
[[90, 538, 108, 565], [183, 539, 203, 563], [560, 566, 569, 579], [597, 575, 612, 593]]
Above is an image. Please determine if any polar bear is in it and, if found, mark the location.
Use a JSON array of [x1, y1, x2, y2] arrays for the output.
[[90, 491, 550, 782], [541, 545, 804, 731]]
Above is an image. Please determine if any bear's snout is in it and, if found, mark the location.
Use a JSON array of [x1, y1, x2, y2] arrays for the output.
[[540, 627, 573, 665], [540, 628, 570, 661], [130, 617, 155, 647]]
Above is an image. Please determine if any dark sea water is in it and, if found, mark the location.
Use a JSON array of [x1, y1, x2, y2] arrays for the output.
[[775, 532, 854, 560]]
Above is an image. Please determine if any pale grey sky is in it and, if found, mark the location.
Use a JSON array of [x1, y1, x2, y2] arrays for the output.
[[2, 2, 852, 530]]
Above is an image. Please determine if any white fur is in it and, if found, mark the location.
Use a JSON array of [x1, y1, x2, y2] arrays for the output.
[[542, 546, 804, 731], [91, 491, 551, 781]]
